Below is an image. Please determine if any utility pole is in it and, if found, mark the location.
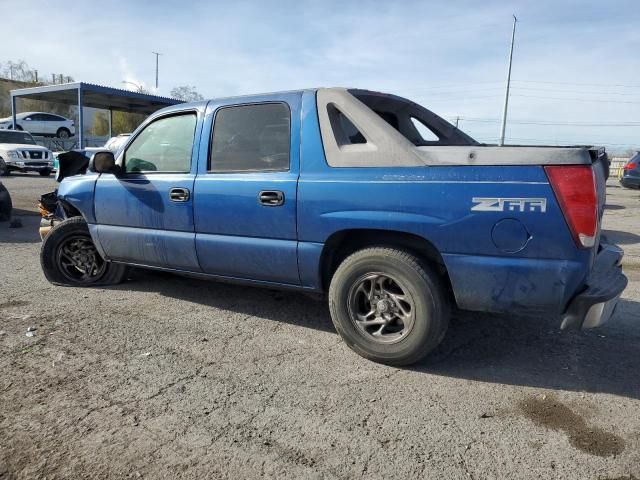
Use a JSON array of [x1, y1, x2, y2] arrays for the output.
[[152, 52, 162, 90], [455, 116, 460, 128], [499, 15, 517, 146]]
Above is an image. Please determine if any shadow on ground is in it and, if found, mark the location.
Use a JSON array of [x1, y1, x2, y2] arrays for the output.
[[116, 269, 640, 400], [604, 204, 625, 211], [603, 229, 640, 246], [0, 214, 40, 244]]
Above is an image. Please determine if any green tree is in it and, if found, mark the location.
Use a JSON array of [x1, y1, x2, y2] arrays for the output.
[[170, 85, 204, 102], [92, 111, 110, 136], [112, 111, 147, 135]]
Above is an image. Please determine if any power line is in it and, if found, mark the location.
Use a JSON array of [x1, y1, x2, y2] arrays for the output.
[[457, 118, 640, 126], [511, 94, 640, 105], [513, 79, 640, 89]]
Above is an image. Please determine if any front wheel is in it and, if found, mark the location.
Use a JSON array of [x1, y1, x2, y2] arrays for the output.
[[39, 169, 52, 177], [40, 217, 128, 286], [328, 247, 449, 366]]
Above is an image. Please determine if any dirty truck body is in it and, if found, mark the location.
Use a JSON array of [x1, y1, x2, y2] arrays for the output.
[[41, 87, 627, 365]]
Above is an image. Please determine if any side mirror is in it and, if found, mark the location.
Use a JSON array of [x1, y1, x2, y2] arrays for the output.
[[93, 151, 118, 174]]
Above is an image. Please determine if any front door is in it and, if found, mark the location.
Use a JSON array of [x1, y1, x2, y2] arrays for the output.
[[193, 96, 301, 285], [94, 110, 202, 271]]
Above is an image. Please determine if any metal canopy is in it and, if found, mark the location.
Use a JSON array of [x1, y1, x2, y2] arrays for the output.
[[10, 82, 184, 147]]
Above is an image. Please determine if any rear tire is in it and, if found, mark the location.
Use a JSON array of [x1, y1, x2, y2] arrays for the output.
[[56, 128, 71, 138], [40, 217, 128, 287], [328, 247, 449, 366], [0, 181, 12, 221]]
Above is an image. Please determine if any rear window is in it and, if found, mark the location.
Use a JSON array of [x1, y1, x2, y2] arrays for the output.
[[0, 130, 36, 145], [349, 89, 478, 147]]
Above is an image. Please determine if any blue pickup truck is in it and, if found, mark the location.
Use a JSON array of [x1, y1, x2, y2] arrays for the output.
[[38, 88, 627, 365]]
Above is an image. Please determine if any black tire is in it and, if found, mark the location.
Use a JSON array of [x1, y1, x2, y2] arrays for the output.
[[39, 169, 52, 177], [0, 181, 12, 221], [328, 247, 449, 366], [56, 128, 71, 138], [0, 159, 8, 176], [40, 217, 128, 287], [15, 124, 23, 131]]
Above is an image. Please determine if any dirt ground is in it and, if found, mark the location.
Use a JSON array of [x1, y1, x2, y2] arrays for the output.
[[1, 173, 639, 480]]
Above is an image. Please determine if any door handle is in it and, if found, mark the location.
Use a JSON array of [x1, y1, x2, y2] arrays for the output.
[[258, 190, 284, 206], [169, 187, 190, 202]]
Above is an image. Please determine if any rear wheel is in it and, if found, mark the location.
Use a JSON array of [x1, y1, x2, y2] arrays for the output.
[[328, 247, 449, 366], [40, 217, 128, 286], [56, 128, 71, 138]]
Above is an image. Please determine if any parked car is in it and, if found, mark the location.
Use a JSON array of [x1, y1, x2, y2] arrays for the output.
[[0, 112, 75, 138], [104, 133, 131, 153], [37, 88, 627, 366], [0, 130, 54, 176], [620, 152, 640, 189]]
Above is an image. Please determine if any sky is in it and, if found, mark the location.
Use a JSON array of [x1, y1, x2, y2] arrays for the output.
[[3, 0, 640, 152]]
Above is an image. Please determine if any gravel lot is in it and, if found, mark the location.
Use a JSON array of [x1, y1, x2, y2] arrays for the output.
[[1, 173, 639, 480]]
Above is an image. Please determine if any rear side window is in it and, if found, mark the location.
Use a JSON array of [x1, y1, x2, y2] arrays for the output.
[[210, 103, 290, 172], [124, 113, 196, 173], [327, 104, 366, 145]]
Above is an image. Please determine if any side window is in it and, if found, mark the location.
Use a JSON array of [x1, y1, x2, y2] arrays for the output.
[[410, 117, 440, 142], [326, 104, 366, 146], [124, 113, 196, 173], [210, 103, 290, 172]]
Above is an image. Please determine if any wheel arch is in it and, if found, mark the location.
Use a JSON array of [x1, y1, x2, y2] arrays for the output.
[[319, 228, 455, 302]]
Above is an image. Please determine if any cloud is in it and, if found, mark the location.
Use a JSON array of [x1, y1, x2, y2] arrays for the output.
[[3, 0, 639, 151]]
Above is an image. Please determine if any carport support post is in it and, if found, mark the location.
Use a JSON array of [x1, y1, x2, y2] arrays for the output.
[[108, 109, 113, 139], [11, 94, 17, 129], [77, 86, 84, 148]]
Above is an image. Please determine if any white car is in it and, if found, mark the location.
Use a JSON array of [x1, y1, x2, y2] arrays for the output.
[[0, 130, 54, 176], [104, 133, 131, 153], [0, 112, 76, 138]]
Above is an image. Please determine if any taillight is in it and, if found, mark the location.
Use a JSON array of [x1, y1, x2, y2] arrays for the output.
[[544, 165, 597, 249], [624, 162, 637, 170]]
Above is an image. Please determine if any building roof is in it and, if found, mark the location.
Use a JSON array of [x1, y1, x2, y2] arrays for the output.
[[10, 82, 183, 115]]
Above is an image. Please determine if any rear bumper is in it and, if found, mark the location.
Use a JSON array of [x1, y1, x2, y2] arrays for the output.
[[620, 176, 640, 188], [560, 243, 627, 329]]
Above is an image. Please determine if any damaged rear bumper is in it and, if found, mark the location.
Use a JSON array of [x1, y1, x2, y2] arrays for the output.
[[560, 243, 627, 329]]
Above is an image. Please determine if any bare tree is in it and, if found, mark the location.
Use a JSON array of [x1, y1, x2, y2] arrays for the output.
[[170, 85, 204, 102]]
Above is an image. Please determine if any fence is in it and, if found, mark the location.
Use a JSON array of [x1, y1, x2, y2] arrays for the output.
[[32, 135, 108, 152], [610, 157, 631, 179]]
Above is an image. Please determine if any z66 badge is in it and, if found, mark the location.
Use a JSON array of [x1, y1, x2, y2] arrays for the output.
[[471, 197, 547, 213]]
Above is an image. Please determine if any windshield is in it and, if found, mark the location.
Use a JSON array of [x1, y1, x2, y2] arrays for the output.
[[0, 130, 36, 145]]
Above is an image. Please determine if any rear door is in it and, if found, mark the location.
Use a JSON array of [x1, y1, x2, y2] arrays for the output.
[[193, 94, 301, 284], [94, 109, 203, 271]]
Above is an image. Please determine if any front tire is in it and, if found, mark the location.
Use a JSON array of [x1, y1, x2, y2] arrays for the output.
[[40, 217, 128, 286], [328, 248, 449, 366], [39, 169, 52, 177]]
